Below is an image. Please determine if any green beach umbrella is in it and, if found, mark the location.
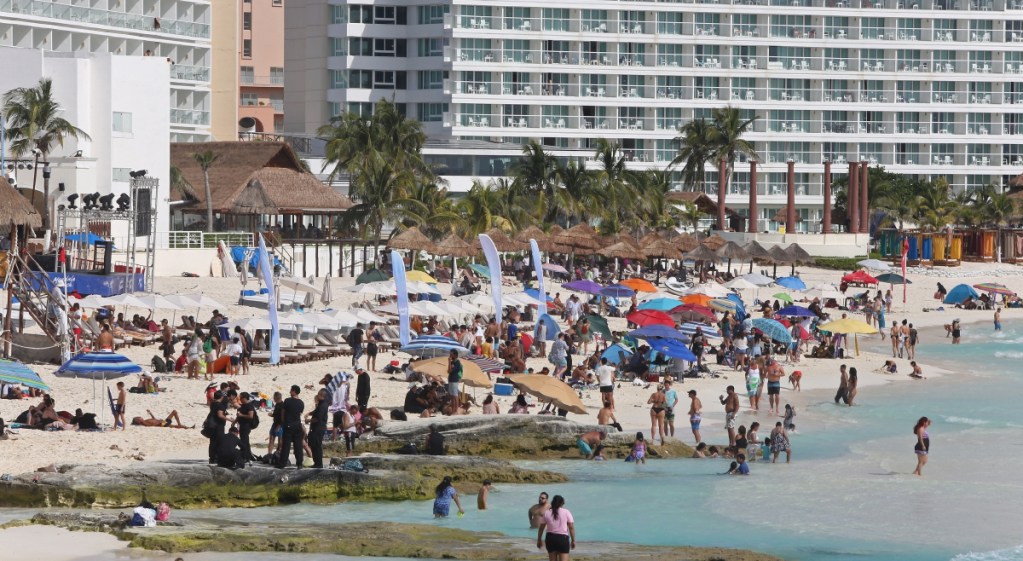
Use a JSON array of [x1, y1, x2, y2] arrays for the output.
[[772, 292, 794, 303], [586, 314, 612, 339], [0, 359, 50, 391]]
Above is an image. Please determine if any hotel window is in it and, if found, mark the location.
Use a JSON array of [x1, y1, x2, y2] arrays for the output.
[[895, 143, 921, 165], [969, 20, 993, 41], [112, 112, 132, 133], [272, 0, 282, 5], [823, 16, 848, 38], [240, 66, 254, 84], [695, 13, 721, 35], [350, 38, 372, 56], [330, 5, 346, 24], [620, 11, 646, 33], [933, 19, 957, 40], [768, 109, 809, 133], [417, 5, 447, 24], [348, 102, 373, 118], [330, 38, 346, 57], [860, 17, 885, 40], [656, 107, 683, 131], [373, 6, 407, 24], [657, 76, 683, 99], [657, 44, 683, 67], [896, 18, 921, 40], [933, 50, 955, 72], [823, 141, 849, 162], [417, 70, 445, 89], [459, 38, 492, 62], [243, 12, 251, 30], [896, 111, 922, 133], [242, 39, 251, 58], [658, 12, 683, 35], [581, 10, 607, 32], [542, 8, 569, 31], [350, 5, 372, 23], [270, 67, 284, 84], [897, 49, 923, 71], [374, 71, 406, 89], [417, 38, 443, 57], [769, 14, 809, 38], [374, 38, 406, 57], [330, 70, 347, 89], [460, 6, 493, 29], [241, 92, 258, 105], [416, 102, 447, 122]]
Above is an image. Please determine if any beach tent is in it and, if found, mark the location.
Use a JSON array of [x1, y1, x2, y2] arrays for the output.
[[355, 268, 390, 284], [943, 283, 980, 304], [841, 270, 880, 285], [646, 337, 698, 362], [601, 343, 633, 365], [535, 314, 562, 341]]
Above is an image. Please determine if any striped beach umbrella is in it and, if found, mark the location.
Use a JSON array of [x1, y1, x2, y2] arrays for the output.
[[678, 322, 722, 339], [54, 352, 142, 380], [0, 359, 50, 391], [399, 335, 469, 357], [974, 282, 1014, 296], [708, 298, 740, 314]]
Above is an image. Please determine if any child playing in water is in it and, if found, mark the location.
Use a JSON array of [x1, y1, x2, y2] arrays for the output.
[[783, 404, 796, 432], [631, 432, 647, 464]]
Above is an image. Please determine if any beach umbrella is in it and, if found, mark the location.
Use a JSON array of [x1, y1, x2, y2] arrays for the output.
[[684, 244, 719, 263], [599, 242, 647, 261], [553, 223, 602, 253], [741, 272, 775, 286], [702, 234, 728, 251], [785, 243, 814, 264], [535, 314, 562, 341], [974, 282, 1014, 296], [676, 233, 700, 252], [751, 318, 793, 344], [943, 283, 980, 304], [876, 272, 911, 285], [129, 294, 182, 311], [684, 282, 733, 298], [399, 335, 469, 357], [413, 356, 493, 388], [841, 270, 880, 285], [320, 276, 333, 306], [708, 298, 740, 314], [279, 276, 322, 294], [516, 226, 556, 252], [715, 241, 750, 274], [483, 228, 527, 252], [0, 359, 50, 391], [563, 280, 603, 294], [524, 288, 554, 302], [347, 281, 391, 295], [639, 297, 684, 312], [775, 276, 806, 290], [681, 293, 714, 307], [350, 309, 388, 324], [55, 352, 142, 379], [510, 374, 587, 415], [643, 238, 683, 260], [465, 355, 507, 373], [226, 317, 274, 332], [601, 343, 633, 365], [621, 278, 658, 293], [857, 258, 891, 271], [601, 284, 636, 298], [628, 324, 688, 341], [169, 294, 226, 311], [668, 304, 716, 323], [646, 337, 698, 362], [355, 268, 390, 284], [408, 280, 442, 295], [406, 270, 438, 284], [434, 233, 477, 258], [742, 240, 774, 273], [723, 278, 759, 291], [772, 292, 795, 303], [585, 314, 611, 339], [767, 245, 793, 277], [819, 318, 878, 335], [387, 226, 436, 253], [678, 321, 721, 338], [804, 287, 844, 302], [626, 309, 675, 327], [542, 263, 569, 275], [65, 232, 108, 245], [776, 305, 816, 318], [467, 263, 491, 278], [104, 293, 149, 308]]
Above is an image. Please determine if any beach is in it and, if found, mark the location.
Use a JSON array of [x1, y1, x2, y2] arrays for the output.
[[0, 260, 1019, 475]]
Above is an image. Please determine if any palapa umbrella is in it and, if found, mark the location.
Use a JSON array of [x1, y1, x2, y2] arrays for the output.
[[751, 318, 793, 344], [742, 240, 773, 273], [516, 226, 555, 252], [0, 359, 50, 391], [483, 228, 526, 252], [701, 234, 728, 251], [434, 233, 477, 285], [639, 231, 664, 247], [768, 245, 793, 278], [413, 356, 493, 388], [616, 232, 643, 249], [626, 309, 675, 327], [553, 223, 602, 254], [784, 243, 814, 275], [510, 374, 587, 414], [599, 241, 647, 260], [388, 227, 436, 267], [620, 278, 657, 293], [676, 233, 700, 252], [643, 238, 683, 260], [684, 244, 720, 263], [715, 241, 750, 275]]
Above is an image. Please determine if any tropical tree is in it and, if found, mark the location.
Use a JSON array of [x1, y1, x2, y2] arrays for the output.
[[169, 165, 195, 202], [2, 77, 91, 228], [670, 118, 715, 191], [511, 140, 559, 222], [192, 150, 220, 232], [555, 159, 595, 226], [592, 139, 638, 231], [335, 155, 427, 241], [677, 202, 705, 232], [407, 182, 462, 237], [914, 180, 954, 231], [458, 180, 515, 236], [709, 106, 759, 193]]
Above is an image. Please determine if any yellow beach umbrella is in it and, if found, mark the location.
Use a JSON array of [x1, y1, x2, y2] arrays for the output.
[[405, 270, 438, 283], [819, 318, 878, 357], [412, 356, 493, 388]]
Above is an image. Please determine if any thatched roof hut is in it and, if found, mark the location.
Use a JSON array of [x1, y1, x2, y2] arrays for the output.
[[0, 176, 41, 229], [170, 142, 353, 216], [666, 191, 740, 217], [387, 226, 436, 252]]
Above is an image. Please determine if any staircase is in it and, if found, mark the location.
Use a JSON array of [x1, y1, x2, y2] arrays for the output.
[[262, 232, 294, 274], [4, 252, 70, 358]]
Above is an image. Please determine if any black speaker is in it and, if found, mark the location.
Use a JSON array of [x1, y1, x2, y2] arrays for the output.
[[133, 187, 152, 236], [99, 240, 113, 275]]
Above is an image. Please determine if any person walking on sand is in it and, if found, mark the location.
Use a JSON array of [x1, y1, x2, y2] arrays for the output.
[[890, 323, 900, 357], [719, 385, 739, 447], [995, 308, 1002, 331], [114, 381, 127, 430], [537, 495, 575, 561], [834, 364, 849, 405], [913, 416, 931, 476], [899, 320, 910, 358], [908, 323, 919, 359], [687, 389, 703, 444], [433, 476, 464, 517], [529, 492, 550, 528], [648, 385, 667, 446]]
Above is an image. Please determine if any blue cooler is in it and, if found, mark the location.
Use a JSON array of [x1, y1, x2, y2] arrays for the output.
[[494, 383, 514, 396]]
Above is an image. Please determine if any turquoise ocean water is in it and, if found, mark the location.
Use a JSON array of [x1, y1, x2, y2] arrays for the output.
[[6, 323, 1023, 561]]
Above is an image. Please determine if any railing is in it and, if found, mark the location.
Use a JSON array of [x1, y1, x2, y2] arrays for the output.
[[5, 252, 65, 346], [170, 108, 210, 126], [0, 0, 210, 39], [240, 75, 285, 86], [171, 65, 210, 82], [166, 231, 254, 249]]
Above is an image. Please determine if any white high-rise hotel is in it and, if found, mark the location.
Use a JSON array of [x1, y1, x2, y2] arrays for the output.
[[287, 0, 1023, 233]]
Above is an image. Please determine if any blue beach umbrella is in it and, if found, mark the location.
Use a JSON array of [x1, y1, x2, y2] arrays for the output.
[[535, 314, 562, 341], [776, 305, 816, 318], [562, 280, 603, 294], [600, 284, 636, 298], [725, 293, 746, 321], [775, 276, 806, 290], [54, 352, 141, 380], [708, 298, 740, 314], [678, 322, 722, 339], [399, 335, 470, 357], [751, 318, 793, 344], [628, 324, 688, 341], [524, 288, 554, 302], [646, 337, 698, 362], [0, 359, 50, 391], [638, 297, 683, 312], [601, 343, 633, 365]]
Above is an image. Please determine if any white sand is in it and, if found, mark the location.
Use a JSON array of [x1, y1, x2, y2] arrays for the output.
[[0, 259, 1019, 476], [1, 525, 133, 561]]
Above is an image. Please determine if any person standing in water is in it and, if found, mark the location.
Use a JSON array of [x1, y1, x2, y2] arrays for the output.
[[846, 367, 859, 407], [994, 307, 1002, 331], [834, 364, 849, 405], [536, 494, 575, 561], [719, 386, 739, 447], [529, 492, 550, 528], [951, 319, 961, 344], [477, 479, 492, 510], [913, 417, 931, 476], [433, 476, 464, 517]]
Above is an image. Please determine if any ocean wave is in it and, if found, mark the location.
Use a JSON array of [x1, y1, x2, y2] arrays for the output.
[[942, 416, 990, 426], [952, 544, 1023, 561], [993, 351, 1023, 359]]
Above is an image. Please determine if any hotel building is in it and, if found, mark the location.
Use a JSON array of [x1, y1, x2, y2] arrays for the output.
[[286, 0, 1023, 233]]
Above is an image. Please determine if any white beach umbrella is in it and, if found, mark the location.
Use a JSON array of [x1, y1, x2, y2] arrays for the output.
[[168, 294, 226, 310], [682, 282, 733, 298], [226, 317, 273, 332], [741, 273, 775, 286], [353, 309, 388, 324], [347, 280, 392, 295], [279, 276, 323, 295], [217, 240, 238, 278], [805, 287, 845, 301], [104, 293, 150, 308], [724, 278, 760, 291], [407, 280, 442, 295], [325, 309, 360, 327], [73, 294, 109, 308], [132, 294, 183, 311], [856, 259, 891, 271]]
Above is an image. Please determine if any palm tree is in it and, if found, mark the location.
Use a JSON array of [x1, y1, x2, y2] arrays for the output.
[[407, 181, 463, 237], [556, 159, 595, 226], [512, 140, 559, 221], [192, 150, 220, 232], [592, 139, 637, 230], [874, 181, 918, 231], [670, 118, 714, 192], [458, 180, 515, 236], [677, 202, 705, 232], [709, 106, 759, 195], [169, 165, 196, 201], [914, 180, 953, 231], [2, 78, 90, 228], [337, 155, 427, 241]]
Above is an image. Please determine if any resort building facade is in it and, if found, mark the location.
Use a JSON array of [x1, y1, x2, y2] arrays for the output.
[[285, 0, 1023, 233], [239, 0, 286, 134]]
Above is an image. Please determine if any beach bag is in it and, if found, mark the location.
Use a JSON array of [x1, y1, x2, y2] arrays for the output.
[[155, 502, 171, 522], [200, 414, 215, 438], [249, 409, 260, 429], [341, 459, 365, 472], [151, 356, 167, 373], [397, 442, 419, 455]]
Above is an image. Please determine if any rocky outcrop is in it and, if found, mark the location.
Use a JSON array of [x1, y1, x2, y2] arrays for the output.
[[0, 455, 565, 509], [343, 415, 694, 459], [21, 513, 786, 561]]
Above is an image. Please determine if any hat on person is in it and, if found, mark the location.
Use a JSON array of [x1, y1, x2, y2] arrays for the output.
[[687, 389, 697, 395]]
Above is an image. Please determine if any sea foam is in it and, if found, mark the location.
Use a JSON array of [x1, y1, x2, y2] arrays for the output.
[[952, 544, 1023, 561]]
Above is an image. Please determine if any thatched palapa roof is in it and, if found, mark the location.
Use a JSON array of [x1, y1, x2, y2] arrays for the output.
[[387, 227, 436, 252], [0, 176, 41, 229], [170, 141, 353, 215], [667, 191, 740, 217], [433, 233, 477, 257]]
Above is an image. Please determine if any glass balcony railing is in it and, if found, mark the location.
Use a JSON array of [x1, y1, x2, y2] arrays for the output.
[[0, 0, 210, 39], [171, 65, 210, 82], [170, 108, 210, 126]]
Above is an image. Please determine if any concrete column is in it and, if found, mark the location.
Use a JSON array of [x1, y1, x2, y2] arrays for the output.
[[860, 160, 870, 234], [717, 158, 727, 231], [822, 160, 832, 234], [786, 159, 796, 234], [848, 161, 860, 233], [748, 160, 758, 233]]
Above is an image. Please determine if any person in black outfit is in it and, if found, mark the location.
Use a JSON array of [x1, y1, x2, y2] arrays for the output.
[[217, 426, 244, 469], [236, 392, 257, 462], [306, 388, 329, 468], [276, 385, 305, 468], [425, 424, 446, 455], [355, 367, 371, 410], [206, 391, 229, 463]]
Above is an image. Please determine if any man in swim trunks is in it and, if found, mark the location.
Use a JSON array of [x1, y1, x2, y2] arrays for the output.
[[529, 492, 550, 528], [995, 308, 1002, 331], [719, 386, 739, 447], [765, 359, 785, 415], [595, 357, 616, 411], [834, 364, 849, 405], [687, 389, 703, 444], [576, 429, 606, 459]]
